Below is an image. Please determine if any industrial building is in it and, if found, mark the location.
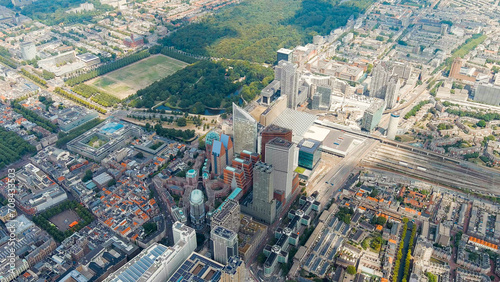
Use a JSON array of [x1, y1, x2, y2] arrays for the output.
[[210, 226, 238, 265]]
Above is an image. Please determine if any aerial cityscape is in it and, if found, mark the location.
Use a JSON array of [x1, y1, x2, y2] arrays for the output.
[[0, 0, 499, 281]]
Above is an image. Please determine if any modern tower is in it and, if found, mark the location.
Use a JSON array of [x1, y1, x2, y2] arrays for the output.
[[20, 42, 36, 61], [276, 60, 300, 109], [385, 74, 401, 109], [265, 137, 295, 201], [387, 112, 400, 140], [261, 124, 292, 161], [361, 99, 386, 132], [370, 63, 389, 99], [210, 226, 238, 265], [277, 48, 293, 63], [211, 199, 240, 233], [189, 189, 205, 230], [232, 103, 258, 155], [248, 162, 277, 224]]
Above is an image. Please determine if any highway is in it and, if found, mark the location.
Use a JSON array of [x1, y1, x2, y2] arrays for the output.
[[361, 143, 500, 193]]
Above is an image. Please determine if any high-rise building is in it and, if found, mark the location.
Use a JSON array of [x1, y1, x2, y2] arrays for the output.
[[244, 162, 277, 224], [298, 139, 322, 170], [223, 166, 245, 190], [370, 61, 408, 109], [474, 83, 500, 106], [261, 125, 292, 161], [106, 222, 196, 282], [205, 131, 220, 156], [232, 103, 257, 155], [265, 137, 296, 200], [210, 226, 238, 264], [385, 75, 401, 109], [210, 134, 233, 176], [211, 199, 240, 233], [276, 61, 300, 109], [20, 42, 36, 61], [387, 112, 400, 140], [370, 63, 389, 99], [361, 99, 386, 132], [277, 48, 293, 63], [189, 189, 205, 230], [167, 252, 245, 282], [224, 156, 253, 193]]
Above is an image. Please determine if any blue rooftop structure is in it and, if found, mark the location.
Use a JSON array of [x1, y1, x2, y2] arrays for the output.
[[111, 244, 168, 282], [214, 188, 242, 212], [220, 134, 231, 150], [205, 131, 220, 146]]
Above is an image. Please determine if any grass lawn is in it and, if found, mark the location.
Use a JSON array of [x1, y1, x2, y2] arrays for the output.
[[88, 55, 188, 99]]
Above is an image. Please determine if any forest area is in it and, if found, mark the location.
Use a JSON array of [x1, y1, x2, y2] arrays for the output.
[[161, 0, 374, 64], [130, 59, 274, 112]]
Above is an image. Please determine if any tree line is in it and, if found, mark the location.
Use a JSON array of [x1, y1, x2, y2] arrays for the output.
[[65, 50, 150, 86], [446, 108, 500, 122], [152, 123, 195, 141], [20, 69, 48, 87], [54, 87, 107, 114], [0, 126, 36, 169], [32, 200, 95, 242], [404, 100, 431, 119], [11, 100, 58, 132], [130, 59, 273, 111], [72, 84, 120, 107], [150, 45, 200, 64]]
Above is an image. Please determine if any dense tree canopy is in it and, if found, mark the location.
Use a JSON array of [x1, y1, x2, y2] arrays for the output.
[[0, 126, 36, 169], [131, 60, 274, 111], [161, 0, 373, 63]]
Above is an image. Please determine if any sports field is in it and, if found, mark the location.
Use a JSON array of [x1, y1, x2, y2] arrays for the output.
[[87, 55, 188, 99]]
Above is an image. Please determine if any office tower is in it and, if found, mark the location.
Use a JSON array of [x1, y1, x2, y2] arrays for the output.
[[106, 222, 196, 282], [232, 103, 257, 155], [265, 137, 295, 200], [311, 86, 331, 110], [210, 226, 238, 264], [246, 162, 277, 224], [186, 169, 197, 186], [211, 199, 240, 233], [474, 83, 500, 106], [240, 150, 259, 165], [298, 139, 322, 170], [361, 99, 386, 132], [370, 63, 389, 99], [20, 42, 36, 61], [189, 189, 205, 230], [224, 156, 253, 193], [168, 253, 245, 282], [277, 48, 293, 63], [385, 75, 401, 109], [205, 131, 220, 156], [387, 112, 400, 140], [223, 166, 245, 190], [261, 125, 292, 161], [210, 134, 233, 176], [276, 61, 299, 109], [221, 256, 246, 282]]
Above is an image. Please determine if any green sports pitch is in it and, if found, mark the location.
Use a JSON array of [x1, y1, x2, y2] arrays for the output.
[[88, 55, 188, 99]]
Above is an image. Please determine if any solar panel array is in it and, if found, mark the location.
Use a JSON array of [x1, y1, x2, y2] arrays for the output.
[[112, 244, 168, 282]]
